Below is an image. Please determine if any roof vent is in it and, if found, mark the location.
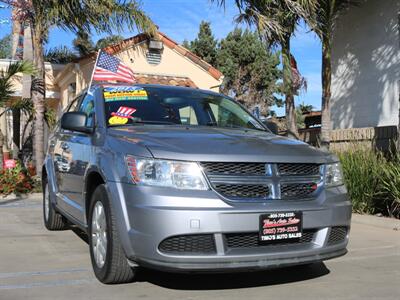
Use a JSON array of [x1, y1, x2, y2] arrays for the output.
[[146, 50, 162, 65], [146, 39, 163, 65], [148, 39, 164, 51]]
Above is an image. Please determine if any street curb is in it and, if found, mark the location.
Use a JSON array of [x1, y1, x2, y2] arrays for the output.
[[0, 192, 42, 202], [352, 213, 400, 231]]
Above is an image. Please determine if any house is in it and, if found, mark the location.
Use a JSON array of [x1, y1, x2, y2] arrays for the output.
[[330, 0, 399, 148], [0, 31, 223, 154], [55, 32, 223, 112]]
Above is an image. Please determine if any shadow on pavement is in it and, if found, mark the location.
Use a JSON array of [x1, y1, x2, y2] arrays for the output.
[[136, 263, 330, 290], [71, 227, 89, 244]]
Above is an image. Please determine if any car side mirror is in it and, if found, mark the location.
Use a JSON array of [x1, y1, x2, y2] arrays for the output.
[[61, 112, 93, 134], [265, 121, 279, 135]]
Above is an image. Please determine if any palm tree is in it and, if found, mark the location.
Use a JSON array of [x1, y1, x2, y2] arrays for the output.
[[0, 60, 35, 170], [305, 0, 357, 150], [73, 29, 95, 56], [95, 35, 125, 50], [1, 0, 156, 175], [213, 0, 316, 139], [45, 46, 77, 64], [299, 102, 314, 114]]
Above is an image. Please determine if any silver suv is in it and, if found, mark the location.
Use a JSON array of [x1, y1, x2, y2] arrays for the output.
[[43, 84, 351, 284]]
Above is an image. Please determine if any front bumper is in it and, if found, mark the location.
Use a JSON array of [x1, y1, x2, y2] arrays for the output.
[[107, 182, 352, 272], [136, 248, 348, 273]]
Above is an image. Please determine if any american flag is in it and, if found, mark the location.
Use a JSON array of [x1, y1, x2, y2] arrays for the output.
[[93, 50, 136, 83]]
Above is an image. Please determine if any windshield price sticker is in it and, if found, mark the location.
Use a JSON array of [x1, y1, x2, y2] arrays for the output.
[[259, 211, 303, 242], [103, 86, 148, 102], [108, 106, 137, 125]]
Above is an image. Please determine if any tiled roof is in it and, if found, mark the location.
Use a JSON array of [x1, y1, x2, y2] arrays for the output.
[[78, 32, 223, 81], [303, 111, 321, 117], [134, 73, 197, 88]]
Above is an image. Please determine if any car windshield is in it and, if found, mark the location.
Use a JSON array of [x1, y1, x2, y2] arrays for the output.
[[103, 85, 265, 131]]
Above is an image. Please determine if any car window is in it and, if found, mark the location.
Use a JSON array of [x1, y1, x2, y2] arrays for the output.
[[59, 95, 83, 133], [209, 99, 252, 128], [102, 86, 265, 131], [178, 106, 198, 125], [66, 95, 82, 113], [78, 93, 95, 127]]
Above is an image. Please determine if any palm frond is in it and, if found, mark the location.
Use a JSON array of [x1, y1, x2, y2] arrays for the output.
[[213, 0, 317, 43], [0, 75, 14, 106], [0, 61, 36, 105], [45, 46, 77, 63], [3, 60, 36, 81], [31, 0, 157, 37], [312, 0, 360, 39]]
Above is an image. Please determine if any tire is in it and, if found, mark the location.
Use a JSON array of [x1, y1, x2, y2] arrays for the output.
[[88, 184, 136, 284], [43, 178, 68, 231]]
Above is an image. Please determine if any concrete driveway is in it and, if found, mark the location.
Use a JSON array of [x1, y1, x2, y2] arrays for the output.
[[0, 194, 399, 300]]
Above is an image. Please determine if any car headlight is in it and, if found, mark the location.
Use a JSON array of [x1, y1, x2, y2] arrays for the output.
[[324, 162, 343, 187], [125, 156, 209, 190]]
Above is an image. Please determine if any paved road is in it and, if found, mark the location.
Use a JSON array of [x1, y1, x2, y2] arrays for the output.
[[0, 195, 399, 300]]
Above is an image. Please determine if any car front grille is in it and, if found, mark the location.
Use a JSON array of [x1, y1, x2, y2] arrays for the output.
[[281, 182, 317, 199], [158, 234, 216, 255], [225, 229, 316, 249], [277, 163, 320, 176], [327, 226, 348, 245], [214, 184, 270, 199], [201, 162, 266, 175], [200, 162, 322, 201]]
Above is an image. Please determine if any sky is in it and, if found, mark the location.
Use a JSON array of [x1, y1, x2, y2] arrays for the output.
[[0, 0, 322, 116]]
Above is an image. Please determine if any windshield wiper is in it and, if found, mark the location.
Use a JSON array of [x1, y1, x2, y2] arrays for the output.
[[207, 123, 266, 132], [108, 120, 177, 127], [132, 120, 177, 125]]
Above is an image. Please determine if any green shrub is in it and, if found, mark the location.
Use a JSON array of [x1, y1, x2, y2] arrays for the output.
[[338, 146, 400, 218], [381, 161, 400, 218]]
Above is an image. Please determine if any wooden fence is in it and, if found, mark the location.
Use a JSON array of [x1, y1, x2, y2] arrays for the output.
[[298, 126, 398, 152]]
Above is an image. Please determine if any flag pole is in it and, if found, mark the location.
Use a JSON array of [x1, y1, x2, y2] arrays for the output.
[[87, 50, 101, 95]]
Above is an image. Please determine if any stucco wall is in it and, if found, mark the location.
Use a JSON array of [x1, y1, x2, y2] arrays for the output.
[[331, 0, 399, 129], [114, 43, 221, 91]]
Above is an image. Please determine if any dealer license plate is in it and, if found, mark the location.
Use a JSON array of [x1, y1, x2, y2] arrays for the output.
[[259, 211, 303, 242]]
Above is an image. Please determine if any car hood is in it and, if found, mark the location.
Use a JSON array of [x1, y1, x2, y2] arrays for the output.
[[108, 126, 335, 163]]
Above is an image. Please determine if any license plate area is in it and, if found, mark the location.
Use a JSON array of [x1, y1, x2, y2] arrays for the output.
[[259, 211, 303, 242]]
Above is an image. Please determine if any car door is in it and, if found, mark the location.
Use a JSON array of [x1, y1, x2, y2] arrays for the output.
[[53, 95, 81, 200], [55, 92, 95, 222]]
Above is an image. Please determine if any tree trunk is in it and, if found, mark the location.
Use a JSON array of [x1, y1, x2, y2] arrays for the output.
[[31, 25, 46, 176], [12, 108, 20, 150], [282, 38, 298, 139], [11, 9, 22, 156], [0, 130, 4, 171], [320, 36, 332, 150], [398, 89, 400, 152]]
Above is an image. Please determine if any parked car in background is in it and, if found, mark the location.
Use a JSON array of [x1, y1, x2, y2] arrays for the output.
[[42, 84, 351, 284]]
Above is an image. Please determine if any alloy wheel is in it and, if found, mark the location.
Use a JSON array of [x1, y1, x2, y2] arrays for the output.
[[91, 201, 108, 268]]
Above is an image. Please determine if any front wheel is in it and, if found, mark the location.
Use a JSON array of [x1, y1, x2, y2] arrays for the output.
[[88, 184, 136, 284]]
